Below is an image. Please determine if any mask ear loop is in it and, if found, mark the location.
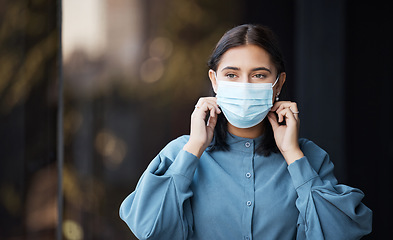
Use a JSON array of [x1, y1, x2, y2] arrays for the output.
[[213, 72, 219, 97], [272, 75, 280, 87], [273, 75, 280, 101], [214, 72, 219, 82]]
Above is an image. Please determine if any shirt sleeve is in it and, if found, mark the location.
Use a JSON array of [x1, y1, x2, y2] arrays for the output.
[[287, 140, 372, 240], [119, 136, 198, 240]]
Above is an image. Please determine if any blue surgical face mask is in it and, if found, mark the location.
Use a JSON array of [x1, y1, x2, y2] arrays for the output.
[[216, 74, 279, 129]]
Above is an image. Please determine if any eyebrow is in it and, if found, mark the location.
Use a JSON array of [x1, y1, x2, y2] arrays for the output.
[[221, 66, 272, 73], [221, 66, 240, 71], [251, 67, 272, 73]]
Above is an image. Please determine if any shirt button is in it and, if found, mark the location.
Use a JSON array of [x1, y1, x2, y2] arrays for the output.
[[245, 172, 252, 178], [245, 142, 251, 148], [245, 237, 250, 240], [246, 201, 252, 206]]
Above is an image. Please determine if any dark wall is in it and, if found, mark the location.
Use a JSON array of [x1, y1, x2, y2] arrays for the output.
[[345, 1, 393, 239], [243, 0, 392, 238]]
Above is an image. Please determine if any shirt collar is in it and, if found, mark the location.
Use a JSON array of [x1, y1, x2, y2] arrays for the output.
[[226, 132, 265, 152]]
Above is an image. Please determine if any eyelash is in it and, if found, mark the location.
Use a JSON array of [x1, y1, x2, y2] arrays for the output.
[[224, 73, 268, 79], [225, 73, 237, 79], [253, 74, 266, 79]]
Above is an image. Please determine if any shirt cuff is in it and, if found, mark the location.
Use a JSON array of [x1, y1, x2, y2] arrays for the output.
[[287, 156, 318, 189], [166, 149, 199, 181]]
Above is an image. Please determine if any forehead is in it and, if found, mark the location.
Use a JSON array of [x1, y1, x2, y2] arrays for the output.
[[218, 44, 274, 71]]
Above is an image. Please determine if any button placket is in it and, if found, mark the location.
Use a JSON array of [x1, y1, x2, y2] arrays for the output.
[[242, 140, 254, 240], [240, 140, 255, 240]]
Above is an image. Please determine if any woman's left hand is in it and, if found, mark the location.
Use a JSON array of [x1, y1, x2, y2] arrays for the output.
[[267, 101, 304, 165]]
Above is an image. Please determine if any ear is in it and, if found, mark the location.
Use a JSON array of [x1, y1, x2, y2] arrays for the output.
[[275, 72, 286, 95], [208, 69, 218, 93]]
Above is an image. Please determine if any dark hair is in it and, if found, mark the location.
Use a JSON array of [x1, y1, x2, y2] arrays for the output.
[[207, 24, 285, 156]]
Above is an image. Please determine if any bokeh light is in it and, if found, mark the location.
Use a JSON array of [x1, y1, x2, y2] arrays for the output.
[[95, 129, 127, 169], [63, 219, 83, 240], [140, 57, 165, 83]]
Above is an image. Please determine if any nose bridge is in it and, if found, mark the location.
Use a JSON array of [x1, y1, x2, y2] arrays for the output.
[[240, 73, 251, 83]]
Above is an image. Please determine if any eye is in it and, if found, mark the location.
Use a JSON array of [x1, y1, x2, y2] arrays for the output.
[[254, 73, 266, 79], [225, 73, 237, 79]]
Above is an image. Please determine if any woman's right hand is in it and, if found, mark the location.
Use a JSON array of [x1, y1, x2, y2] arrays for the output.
[[183, 97, 221, 158]]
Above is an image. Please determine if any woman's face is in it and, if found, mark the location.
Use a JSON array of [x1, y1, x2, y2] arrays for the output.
[[209, 44, 285, 100]]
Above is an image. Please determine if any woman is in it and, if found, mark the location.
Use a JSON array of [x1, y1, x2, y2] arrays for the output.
[[120, 24, 372, 240]]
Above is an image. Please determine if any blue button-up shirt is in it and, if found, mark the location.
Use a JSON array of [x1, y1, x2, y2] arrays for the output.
[[120, 134, 372, 239]]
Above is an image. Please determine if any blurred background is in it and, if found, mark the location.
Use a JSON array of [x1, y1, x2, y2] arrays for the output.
[[0, 0, 392, 239]]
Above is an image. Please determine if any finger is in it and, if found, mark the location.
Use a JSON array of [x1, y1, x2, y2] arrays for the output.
[[288, 102, 299, 114], [278, 108, 298, 127], [206, 98, 221, 114], [196, 97, 218, 106], [207, 113, 218, 128], [286, 104, 299, 121], [210, 106, 215, 118], [200, 101, 220, 120], [277, 110, 284, 123], [267, 112, 279, 130], [272, 102, 300, 123], [271, 100, 293, 111], [276, 107, 290, 123], [271, 101, 285, 112], [193, 102, 209, 120], [196, 101, 214, 112], [196, 97, 221, 114], [275, 101, 298, 114], [292, 111, 299, 120], [211, 102, 221, 115], [276, 104, 286, 114]]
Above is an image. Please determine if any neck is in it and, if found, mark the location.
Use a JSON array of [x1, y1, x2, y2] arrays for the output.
[[227, 121, 265, 139]]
